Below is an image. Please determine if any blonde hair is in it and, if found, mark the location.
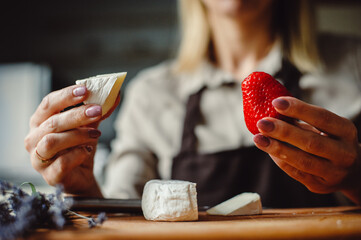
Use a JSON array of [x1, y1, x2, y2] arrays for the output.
[[175, 0, 321, 73]]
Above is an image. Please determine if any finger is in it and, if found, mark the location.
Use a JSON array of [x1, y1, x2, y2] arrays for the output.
[[30, 85, 88, 128], [88, 92, 121, 129], [257, 118, 356, 167], [40, 145, 94, 186], [271, 156, 337, 194], [272, 97, 357, 141], [27, 104, 102, 151], [40, 103, 102, 134], [35, 128, 101, 161], [253, 134, 346, 185]]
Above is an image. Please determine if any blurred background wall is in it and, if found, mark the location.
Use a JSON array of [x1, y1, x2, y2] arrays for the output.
[[0, 0, 360, 188]]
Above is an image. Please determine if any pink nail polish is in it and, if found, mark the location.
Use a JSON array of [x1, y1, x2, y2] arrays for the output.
[[257, 119, 275, 132], [85, 105, 102, 117], [253, 134, 270, 147], [73, 86, 86, 97], [89, 129, 101, 138], [272, 98, 289, 110]]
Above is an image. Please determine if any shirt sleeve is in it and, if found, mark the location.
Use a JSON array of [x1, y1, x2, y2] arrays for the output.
[[102, 77, 159, 199]]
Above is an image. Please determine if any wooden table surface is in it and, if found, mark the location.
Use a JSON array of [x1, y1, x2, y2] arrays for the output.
[[30, 206, 361, 240]]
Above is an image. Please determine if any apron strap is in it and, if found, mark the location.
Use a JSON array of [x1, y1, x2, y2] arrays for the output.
[[178, 86, 207, 154], [274, 59, 303, 99]]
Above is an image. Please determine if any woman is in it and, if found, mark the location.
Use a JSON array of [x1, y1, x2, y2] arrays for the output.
[[25, 0, 361, 207]]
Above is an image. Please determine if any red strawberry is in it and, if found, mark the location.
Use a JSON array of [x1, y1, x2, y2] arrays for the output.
[[241, 72, 292, 135]]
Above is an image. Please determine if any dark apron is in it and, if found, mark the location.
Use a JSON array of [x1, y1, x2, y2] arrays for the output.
[[172, 60, 340, 208]]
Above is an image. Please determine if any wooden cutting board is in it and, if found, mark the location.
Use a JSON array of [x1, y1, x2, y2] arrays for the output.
[[30, 206, 361, 240]]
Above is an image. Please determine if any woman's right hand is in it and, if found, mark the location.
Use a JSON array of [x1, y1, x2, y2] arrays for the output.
[[24, 85, 105, 197]]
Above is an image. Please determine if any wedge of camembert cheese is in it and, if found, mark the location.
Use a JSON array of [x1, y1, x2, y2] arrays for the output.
[[75, 72, 127, 116], [206, 192, 262, 216], [141, 180, 198, 221]]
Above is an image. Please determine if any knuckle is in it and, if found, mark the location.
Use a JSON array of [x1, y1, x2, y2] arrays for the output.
[[301, 156, 314, 171], [270, 141, 283, 157], [293, 168, 305, 180], [304, 135, 323, 153], [305, 184, 317, 193], [42, 134, 57, 153], [315, 109, 332, 127], [350, 124, 358, 139], [57, 155, 72, 176], [30, 156, 42, 172], [29, 114, 37, 128], [43, 173, 57, 186], [273, 157, 286, 168], [278, 123, 292, 139], [305, 180, 329, 194], [24, 134, 32, 152], [324, 175, 341, 187], [59, 87, 75, 103], [308, 175, 336, 194], [42, 116, 58, 132], [346, 147, 357, 161], [46, 159, 66, 185], [58, 160, 69, 175], [30, 162, 38, 172], [306, 185, 323, 194], [42, 168, 58, 186], [345, 121, 358, 140], [341, 147, 357, 167], [288, 98, 303, 115], [67, 86, 76, 97], [74, 110, 86, 124], [40, 95, 50, 111], [70, 107, 89, 126]]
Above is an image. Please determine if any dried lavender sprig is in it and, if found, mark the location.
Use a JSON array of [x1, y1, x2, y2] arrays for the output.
[[0, 181, 67, 239], [67, 210, 107, 228], [0, 180, 107, 240]]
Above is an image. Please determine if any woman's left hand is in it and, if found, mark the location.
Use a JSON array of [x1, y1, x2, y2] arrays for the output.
[[253, 96, 361, 205]]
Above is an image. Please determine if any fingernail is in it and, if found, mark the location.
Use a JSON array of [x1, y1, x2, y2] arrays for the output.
[[85, 105, 102, 117], [257, 119, 274, 132], [272, 98, 289, 110], [85, 145, 93, 152], [89, 129, 101, 138], [73, 86, 87, 97], [253, 134, 270, 147]]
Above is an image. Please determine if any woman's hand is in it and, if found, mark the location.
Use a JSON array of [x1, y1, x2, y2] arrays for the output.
[[24, 85, 120, 197], [253, 96, 361, 205]]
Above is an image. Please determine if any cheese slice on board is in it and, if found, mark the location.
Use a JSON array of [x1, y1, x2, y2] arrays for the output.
[[75, 72, 127, 116], [206, 192, 262, 216], [141, 180, 198, 221]]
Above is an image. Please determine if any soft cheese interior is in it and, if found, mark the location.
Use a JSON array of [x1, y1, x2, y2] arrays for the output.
[[206, 192, 262, 216], [76, 72, 127, 116], [141, 180, 198, 221]]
